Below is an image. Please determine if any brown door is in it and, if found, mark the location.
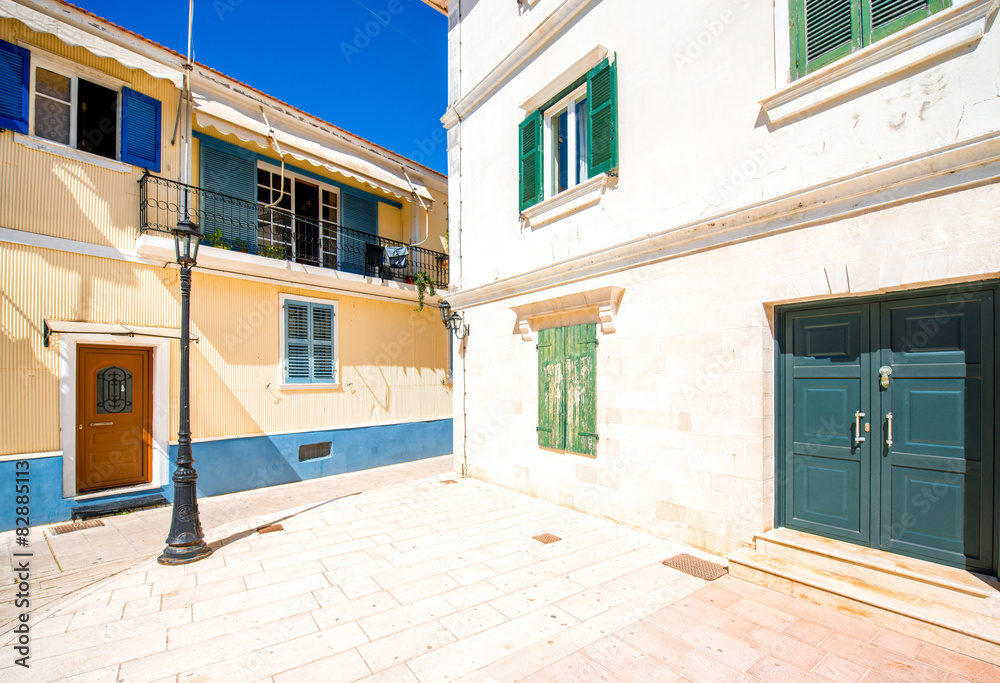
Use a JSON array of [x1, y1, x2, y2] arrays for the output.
[[77, 345, 152, 492]]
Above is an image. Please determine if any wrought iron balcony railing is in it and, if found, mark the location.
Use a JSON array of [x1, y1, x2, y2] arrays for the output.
[[139, 172, 449, 289]]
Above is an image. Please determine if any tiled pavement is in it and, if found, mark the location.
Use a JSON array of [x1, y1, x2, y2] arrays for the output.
[[2, 461, 998, 682]]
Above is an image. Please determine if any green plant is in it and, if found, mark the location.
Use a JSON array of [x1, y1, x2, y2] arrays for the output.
[[412, 271, 436, 312], [202, 227, 229, 249], [258, 244, 286, 260]]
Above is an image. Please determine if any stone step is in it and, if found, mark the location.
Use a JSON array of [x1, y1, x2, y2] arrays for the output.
[[729, 548, 1000, 665], [754, 528, 999, 612]]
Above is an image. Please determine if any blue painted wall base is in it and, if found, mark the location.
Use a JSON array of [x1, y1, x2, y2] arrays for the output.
[[0, 418, 453, 532]]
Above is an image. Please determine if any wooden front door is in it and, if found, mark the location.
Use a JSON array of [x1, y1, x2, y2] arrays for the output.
[[77, 345, 152, 492], [781, 287, 995, 571]]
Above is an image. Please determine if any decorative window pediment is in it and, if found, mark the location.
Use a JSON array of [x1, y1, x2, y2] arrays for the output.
[[510, 285, 625, 341]]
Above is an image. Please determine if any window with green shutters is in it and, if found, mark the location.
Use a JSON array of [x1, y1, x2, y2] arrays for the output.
[[284, 299, 336, 384], [791, 0, 950, 79], [519, 58, 618, 212], [537, 324, 598, 456]]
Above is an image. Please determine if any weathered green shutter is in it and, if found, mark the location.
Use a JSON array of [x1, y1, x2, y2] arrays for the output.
[[586, 59, 618, 178], [519, 111, 543, 211], [311, 304, 334, 382], [537, 327, 566, 449], [285, 302, 311, 383], [792, 0, 861, 79], [866, 0, 947, 43], [565, 324, 598, 456]]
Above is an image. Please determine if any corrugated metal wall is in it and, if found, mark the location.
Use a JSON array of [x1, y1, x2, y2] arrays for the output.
[[0, 244, 451, 455], [0, 19, 183, 251]]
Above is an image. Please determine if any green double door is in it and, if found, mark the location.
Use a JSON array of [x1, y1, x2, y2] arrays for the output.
[[781, 288, 996, 571]]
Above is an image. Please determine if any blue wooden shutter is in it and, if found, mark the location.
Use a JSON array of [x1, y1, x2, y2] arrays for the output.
[[285, 302, 311, 383], [586, 59, 618, 178], [120, 86, 161, 171], [200, 140, 257, 249], [537, 327, 566, 450], [565, 323, 599, 456], [0, 38, 30, 134], [518, 110, 543, 211], [341, 192, 378, 275], [311, 304, 334, 382]]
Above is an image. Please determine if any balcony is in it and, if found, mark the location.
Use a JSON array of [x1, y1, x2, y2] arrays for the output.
[[139, 173, 449, 289]]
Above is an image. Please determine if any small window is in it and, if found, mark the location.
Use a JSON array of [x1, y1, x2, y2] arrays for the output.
[[537, 324, 598, 456], [32, 65, 118, 161], [284, 298, 337, 384], [519, 58, 618, 211], [791, 0, 951, 79]]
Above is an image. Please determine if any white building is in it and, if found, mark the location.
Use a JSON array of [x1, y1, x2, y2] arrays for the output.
[[426, 0, 1000, 660]]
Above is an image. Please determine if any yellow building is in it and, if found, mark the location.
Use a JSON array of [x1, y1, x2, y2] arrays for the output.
[[0, 1, 451, 530]]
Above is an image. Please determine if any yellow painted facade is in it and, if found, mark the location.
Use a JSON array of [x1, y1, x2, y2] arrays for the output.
[[0, 16, 450, 459]]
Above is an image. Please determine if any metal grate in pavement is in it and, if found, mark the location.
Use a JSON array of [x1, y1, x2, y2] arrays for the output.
[[441, 479, 458, 485], [533, 533, 562, 544], [662, 553, 728, 581], [48, 520, 106, 536], [257, 524, 284, 534]]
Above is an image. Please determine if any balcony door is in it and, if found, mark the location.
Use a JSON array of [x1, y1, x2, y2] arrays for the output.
[[294, 180, 320, 266]]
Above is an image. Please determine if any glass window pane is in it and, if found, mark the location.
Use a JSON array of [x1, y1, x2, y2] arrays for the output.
[[258, 168, 270, 186], [36, 68, 70, 101], [323, 205, 337, 223], [35, 95, 70, 145], [555, 109, 569, 194], [576, 97, 588, 184], [323, 190, 337, 206], [258, 184, 271, 203]]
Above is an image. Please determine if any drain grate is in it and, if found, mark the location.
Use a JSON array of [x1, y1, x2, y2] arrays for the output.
[[257, 524, 284, 534], [441, 479, 458, 485], [533, 533, 561, 545], [49, 519, 106, 536], [662, 553, 728, 581]]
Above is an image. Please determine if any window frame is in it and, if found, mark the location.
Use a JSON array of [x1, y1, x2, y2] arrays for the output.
[[542, 84, 588, 201], [27, 50, 125, 161], [278, 293, 340, 390], [257, 161, 342, 268]]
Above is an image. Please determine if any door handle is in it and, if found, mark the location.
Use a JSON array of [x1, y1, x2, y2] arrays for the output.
[[854, 411, 866, 446], [90, 422, 114, 427], [885, 413, 893, 449]]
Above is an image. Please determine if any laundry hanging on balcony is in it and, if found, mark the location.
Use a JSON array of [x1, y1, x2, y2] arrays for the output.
[[385, 245, 409, 269]]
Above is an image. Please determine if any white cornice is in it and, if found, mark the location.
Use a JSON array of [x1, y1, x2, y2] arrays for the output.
[[441, 0, 604, 129], [449, 131, 1000, 309]]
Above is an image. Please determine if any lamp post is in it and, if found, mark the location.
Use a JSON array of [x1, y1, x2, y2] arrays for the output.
[[158, 218, 213, 565]]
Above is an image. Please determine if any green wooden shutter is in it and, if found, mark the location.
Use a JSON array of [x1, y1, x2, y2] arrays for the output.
[[311, 304, 334, 382], [792, 0, 861, 79], [866, 0, 947, 43], [537, 327, 566, 449], [120, 86, 161, 172], [285, 301, 311, 383], [0, 38, 30, 134], [519, 110, 543, 211], [565, 324, 598, 456], [586, 59, 618, 178]]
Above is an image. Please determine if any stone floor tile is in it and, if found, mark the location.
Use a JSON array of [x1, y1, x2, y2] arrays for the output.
[[388, 572, 462, 604], [335, 575, 382, 599], [122, 594, 163, 619], [447, 562, 500, 586], [33, 627, 167, 683], [540, 651, 616, 682], [742, 625, 827, 670], [669, 594, 757, 639], [484, 635, 579, 683], [616, 656, 682, 682], [191, 573, 329, 621], [160, 577, 247, 611], [552, 585, 629, 622], [915, 642, 1000, 681], [439, 603, 509, 639], [782, 617, 835, 646], [357, 620, 456, 673], [579, 635, 645, 673], [372, 559, 451, 590], [358, 595, 456, 640], [513, 673, 555, 683], [440, 579, 508, 611], [166, 592, 319, 650], [612, 620, 692, 665], [858, 669, 904, 683], [713, 576, 794, 610], [65, 604, 125, 631], [726, 596, 799, 632], [748, 654, 833, 683], [811, 653, 869, 683], [689, 583, 743, 609], [354, 663, 421, 682], [311, 590, 401, 630], [678, 622, 765, 672], [782, 599, 881, 643], [243, 560, 328, 591], [488, 576, 586, 620], [820, 632, 947, 683], [871, 628, 926, 659], [669, 650, 759, 683]]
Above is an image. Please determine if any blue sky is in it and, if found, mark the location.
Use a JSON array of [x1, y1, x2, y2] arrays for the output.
[[79, 0, 449, 173]]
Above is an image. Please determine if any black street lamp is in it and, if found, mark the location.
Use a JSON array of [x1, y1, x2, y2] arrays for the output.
[[439, 300, 469, 340], [158, 218, 213, 565]]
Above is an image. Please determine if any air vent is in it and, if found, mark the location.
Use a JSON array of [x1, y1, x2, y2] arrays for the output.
[[49, 519, 106, 535], [257, 524, 284, 534], [662, 553, 728, 581], [299, 441, 331, 462], [533, 533, 561, 544]]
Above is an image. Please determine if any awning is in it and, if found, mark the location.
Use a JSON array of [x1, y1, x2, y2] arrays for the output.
[[0, 0, 184, 87], [192, 92, 433, 202], [43, 319, 196, 347]]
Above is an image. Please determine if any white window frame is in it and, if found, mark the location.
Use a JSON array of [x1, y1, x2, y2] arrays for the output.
[[257, 162, 342, 266], [25, 47, 126, 162], [277, 293, 341, 391], [542, 84, 588, 201]]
